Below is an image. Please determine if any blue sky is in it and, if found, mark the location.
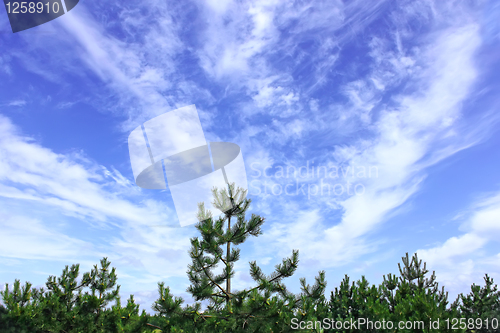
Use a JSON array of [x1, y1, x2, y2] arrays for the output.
[[1, 0, 500, 312]]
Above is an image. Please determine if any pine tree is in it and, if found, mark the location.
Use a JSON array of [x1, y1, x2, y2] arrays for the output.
[[187, 183, 261, 312], [382, 252, 460, 333], [153, 182, 327, 332], [327, 253, 464, 333], [328, 275, 385, 333], [458, 274, 500, 333], [0, 279, 39, 332], [0, 258, 153, 333]]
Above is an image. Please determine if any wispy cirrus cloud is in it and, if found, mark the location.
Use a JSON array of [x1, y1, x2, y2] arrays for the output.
[[0, 114, 163, 225], [0, 214, 96, 262], [6, 100, 26, 107], [256, 19, 486, 272], [0, 114, 197, 308]]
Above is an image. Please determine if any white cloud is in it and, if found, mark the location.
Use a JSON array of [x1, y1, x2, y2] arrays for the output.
[[205, 0, 233, 14], [0, 54, 12, 75], [418, 233, 487, 265], [468, 194, 500, 236], [0, 214, 96, 261], [7, 100, 26, 107], [417, 192, 500, 298]]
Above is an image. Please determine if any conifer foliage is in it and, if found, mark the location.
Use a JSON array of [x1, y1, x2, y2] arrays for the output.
[[458, 274, 500, 333], [0, 258, 150, 332]]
